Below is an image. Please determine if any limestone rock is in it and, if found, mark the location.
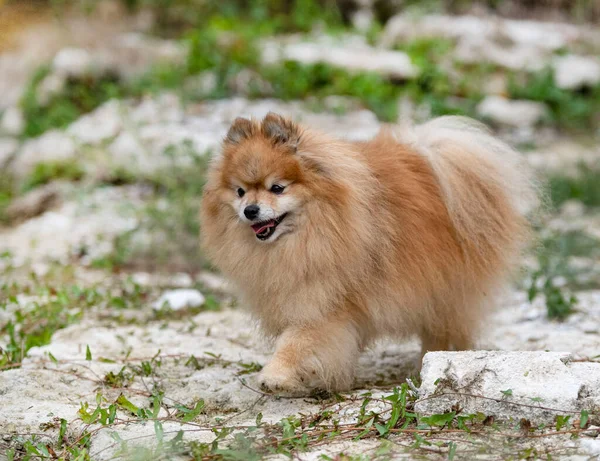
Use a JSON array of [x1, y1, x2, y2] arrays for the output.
[[0, 106, 25, 136], [381, 14, 600, 71], [416, 351, 600, 423], [0, 137, 19, 167], [261, 35, 418, 79], [477, 96, 546, 127], [5, 183, 62, 223], [53, 47, 95, 78], [36, 73, 67, 106], [553, 55, 600, 90], [153, 289, 206, 311], [67, 100, 123, 145], [11, 131, 77, 178]]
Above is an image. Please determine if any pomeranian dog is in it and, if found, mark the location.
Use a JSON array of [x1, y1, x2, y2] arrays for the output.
[[200, 112, 537, 394]]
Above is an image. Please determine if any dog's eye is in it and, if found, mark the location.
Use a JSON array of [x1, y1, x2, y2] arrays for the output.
[[270, 184, 285, 195], [237, 188, 245, 198]]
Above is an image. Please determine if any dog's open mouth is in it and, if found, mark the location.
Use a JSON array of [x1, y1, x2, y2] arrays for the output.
[[251, 213, 288, 240]]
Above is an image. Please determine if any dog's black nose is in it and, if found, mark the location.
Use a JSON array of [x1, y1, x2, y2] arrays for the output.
[[244, 205, 260, 220]]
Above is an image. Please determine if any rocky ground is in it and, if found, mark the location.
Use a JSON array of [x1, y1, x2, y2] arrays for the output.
[[1, 1, 600, 460]]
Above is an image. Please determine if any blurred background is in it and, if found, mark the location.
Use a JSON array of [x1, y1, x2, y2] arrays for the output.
[[0, 1, 600, 458], [1, 0, 600, 360]]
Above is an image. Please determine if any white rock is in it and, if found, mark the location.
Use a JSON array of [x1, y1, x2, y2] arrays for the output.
[[476, 96, 546, 127], [153, 289, 205, 311], [455, 38, 546, 71], [67, 100, 122, 144], [53, 47, 94, 78], [184, 71, 218, 97], [130, 93, 184, 125], [581, 439, 600, 455], [171, 273, 194, 287], [105, 33, 188, 80], [107, 130, 148, 171], [227, 69, 273, 96], [381, 14, 599, 72], [381, 14, 585, 51], [11, 130, 77, 178], [416, 351, 600, 423], [36, 73, 67, 106], [553, 55, 600, 90], [6, 182, 61, 222], [582, 426, 600, 438], [351, 9, 374, 33], [261, 36, 418, 79], [0, 137, 18, 166], [0, 186, 140, 266], [132, 272, 193, 288], [197, 272, 229, 292], [0, 106, 25, 136]]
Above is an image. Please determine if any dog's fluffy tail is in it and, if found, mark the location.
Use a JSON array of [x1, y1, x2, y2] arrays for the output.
[[395, 116, 540, 265]]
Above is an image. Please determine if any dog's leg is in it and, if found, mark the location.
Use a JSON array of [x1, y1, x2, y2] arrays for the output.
[[419, 330, 450, 361], [258, 314, 361, 395], [419, 329, 474, 365]]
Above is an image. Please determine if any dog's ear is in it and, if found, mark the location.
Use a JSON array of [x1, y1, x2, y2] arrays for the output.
[[225, 117, 256, 145], [261, 112, 300, 151]]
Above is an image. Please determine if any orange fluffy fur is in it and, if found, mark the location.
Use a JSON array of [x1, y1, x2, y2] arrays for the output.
[[200, 113, 537, 394]]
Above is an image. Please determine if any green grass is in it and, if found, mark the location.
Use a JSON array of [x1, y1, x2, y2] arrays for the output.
[[0, 274, 151, 370], [527, 229, 600, 320], [525, 166, 600, 320], [119, 0, 344, 35], [0, 172, 15, 224], [19, 10, 600, 140], [548, 164, 600, 209], [22, 160, 85, 191], [91, 142, 209, 273], [261, 61, 402, 121], [5, 375, 594, 460], [21, 67, 123, 138], [508, 68, 600, 131]]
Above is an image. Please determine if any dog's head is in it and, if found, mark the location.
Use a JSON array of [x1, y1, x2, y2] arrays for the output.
[[214, 112, 312, 243]]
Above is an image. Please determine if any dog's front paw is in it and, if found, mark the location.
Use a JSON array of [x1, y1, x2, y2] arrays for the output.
[[257, 363, 308, 396]]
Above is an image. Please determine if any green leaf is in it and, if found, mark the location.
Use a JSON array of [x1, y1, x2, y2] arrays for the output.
[[448, 441, 457, 460], [24, 442, 41, 455], [78, 403, 101, 424], [38, 444, 50, 457], [412, 433, 432, 448], [555, 415, 570, 431], [375, 422, 388, 436], [255, 412, 263, 427], [154, 420, 164, 443], [456, 414, 477, 431], [501, 389, 513, 397], [152, 394, 162, 419], [116, 394, 140, 415], [48, 352, 58, 364], [108, 404, 117, 424], [420, 412, 456, 427], [170, 430, 184, 445], [177, 400, 205, 422], [580, 410, 589, 428], [354, 416, 374, 440], [98, 408, 109, 425], [58, 418, 67, 448], [85, 345, 92, 361]]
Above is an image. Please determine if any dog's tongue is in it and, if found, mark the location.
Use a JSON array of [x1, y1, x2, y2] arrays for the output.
[[251, 220, 276, 234]]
